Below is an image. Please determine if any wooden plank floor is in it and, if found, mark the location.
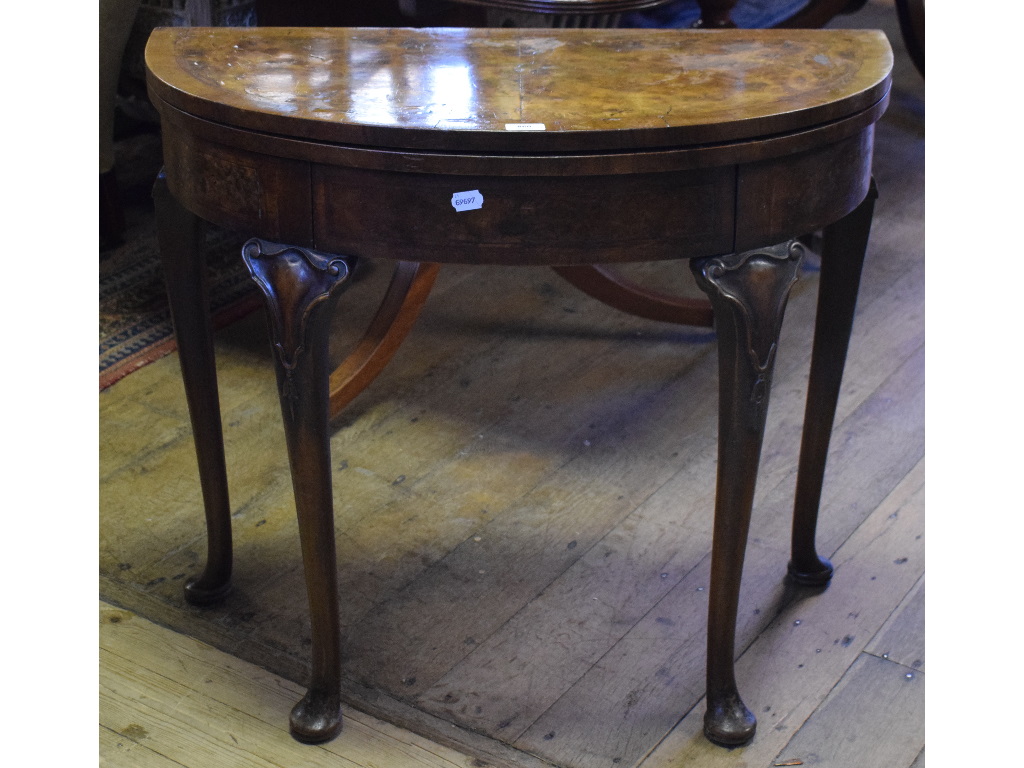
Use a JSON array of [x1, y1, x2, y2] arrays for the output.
[[99, 2, 923, 766], [100, 600, 484, 768]]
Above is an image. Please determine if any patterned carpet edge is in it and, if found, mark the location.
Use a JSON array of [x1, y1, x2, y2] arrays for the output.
[[99, 288, 261, 390]]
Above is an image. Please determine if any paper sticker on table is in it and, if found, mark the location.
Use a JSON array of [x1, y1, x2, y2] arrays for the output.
[[505, 123, 545, 131], [452, 190, 484, 212]]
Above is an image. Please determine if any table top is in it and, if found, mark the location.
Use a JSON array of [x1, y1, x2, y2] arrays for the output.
[[146, 27, 891, 153]]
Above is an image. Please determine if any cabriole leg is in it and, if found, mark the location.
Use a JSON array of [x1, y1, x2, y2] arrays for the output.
[[691, 240, 804, 746], [153, 170, 233, 606], [242, 238, 353, 744], [789, 181, 877, 586]]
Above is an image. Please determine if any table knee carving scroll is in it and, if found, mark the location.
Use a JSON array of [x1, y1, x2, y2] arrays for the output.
[[691, 240, 804, 746], [241, 238, 354, 742]]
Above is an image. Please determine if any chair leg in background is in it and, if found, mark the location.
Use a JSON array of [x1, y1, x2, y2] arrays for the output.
[[328, 260, 440, 418], [691, 240, 804, 746]]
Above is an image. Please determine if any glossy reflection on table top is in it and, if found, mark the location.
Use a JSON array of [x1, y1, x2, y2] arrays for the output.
[[146, 27, 891, 153]]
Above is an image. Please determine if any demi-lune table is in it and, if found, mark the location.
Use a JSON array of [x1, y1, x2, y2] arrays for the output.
[[145, 26, 891, 749]]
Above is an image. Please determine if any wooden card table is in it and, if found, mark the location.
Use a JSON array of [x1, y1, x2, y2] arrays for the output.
[[145, 26, 891, 749]]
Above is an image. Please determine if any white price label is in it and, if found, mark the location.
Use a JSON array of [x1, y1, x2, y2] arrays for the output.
[[504, 123, 546, 131], [451, 190, 484, 211]]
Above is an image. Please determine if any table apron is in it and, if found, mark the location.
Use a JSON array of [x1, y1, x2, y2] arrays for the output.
[[159, 112, 876, 263]]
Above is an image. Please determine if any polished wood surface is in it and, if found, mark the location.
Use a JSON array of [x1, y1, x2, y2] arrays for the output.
[[150, 27, 890, 268], [146, 27, 890, 152], [241, 239, 353, 742], [553, 264, 714, 327], [153, 171, 233, 606], [691, 240, 806, 744], [155, 94, 882, 266], [790, 179, 876, 585], [146, 24, 891, 752], [328, 262, 441, 418]]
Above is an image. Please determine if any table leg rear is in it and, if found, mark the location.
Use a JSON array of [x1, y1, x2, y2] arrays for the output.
[[154, 170, 233, 606], [789, 181, 877, 586]]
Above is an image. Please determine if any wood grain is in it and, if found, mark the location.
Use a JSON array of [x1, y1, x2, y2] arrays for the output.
[[100, 602, 487, 768], [309, 162, 736, 265], [100, 725, 182, 768], [329, 261, 441, 418], [770, 653, 924, 768], [639, 458, 924, 767], [418, 288, 922, 751], [145, 27, 891, 152], [865, 576, 924, 673]]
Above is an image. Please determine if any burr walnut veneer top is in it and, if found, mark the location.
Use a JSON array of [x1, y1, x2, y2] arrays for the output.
[[145, 27, 892, 153]]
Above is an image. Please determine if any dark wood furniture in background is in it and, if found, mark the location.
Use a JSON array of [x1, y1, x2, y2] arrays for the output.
[[722, 0, 868, 29], [252, 0, 662, 27], [894, 0, 924, 75], [146, 26, 891, 750], [253, 0, 870, 29]]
